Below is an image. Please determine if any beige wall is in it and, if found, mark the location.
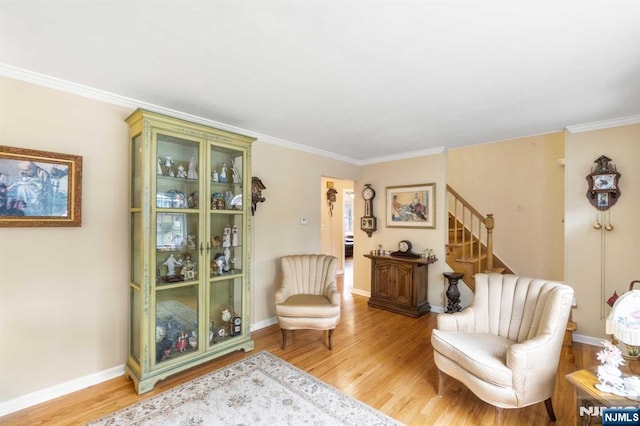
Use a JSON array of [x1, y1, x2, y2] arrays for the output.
[[565, 125, 640, 339], [354, 154, 448, 308], [447, 133, 565, 281], [0, 78, 131, 401], [0, 77, 359, 405], [248, 143, 357, 327]]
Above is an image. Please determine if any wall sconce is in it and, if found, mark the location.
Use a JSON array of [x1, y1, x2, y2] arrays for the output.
[[251, 177, 266, 215]]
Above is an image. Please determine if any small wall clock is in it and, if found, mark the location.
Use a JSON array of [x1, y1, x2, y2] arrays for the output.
[[360, 184, 377, 237], [586, 155, 621, 211]]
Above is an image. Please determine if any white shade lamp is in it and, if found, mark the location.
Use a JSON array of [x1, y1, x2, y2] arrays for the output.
[[606, 289, 640, 358]]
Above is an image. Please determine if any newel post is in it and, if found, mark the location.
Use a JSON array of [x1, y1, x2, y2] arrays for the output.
[[443, 272, 464, 313]]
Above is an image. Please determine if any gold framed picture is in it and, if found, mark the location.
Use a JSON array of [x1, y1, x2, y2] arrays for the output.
[[386, 183, 435, 229], [0, 145, 83, 227]]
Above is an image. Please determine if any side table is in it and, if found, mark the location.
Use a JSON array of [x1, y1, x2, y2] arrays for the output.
[[566, 367, 640, 425]]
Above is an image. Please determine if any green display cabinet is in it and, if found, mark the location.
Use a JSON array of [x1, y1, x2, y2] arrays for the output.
[[125, 109, 255, 394]]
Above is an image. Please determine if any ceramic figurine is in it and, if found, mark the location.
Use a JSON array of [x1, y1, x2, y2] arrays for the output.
[[216, 256, 225, 275], [187, 234, 196, 249], [595, 340, 626, 393], [223, 191, 233, 209], [183, 257, 196, 279], [187, 157, 198, 179], [175, 330, 188, 352], [212, 170, 219, 182], [188, 335, 197, 350], [223, 247, 231, 272], [188, 191, 198, 208], [232, 225, 238, 246], [231, 158, 241, 183], [164, 156, 174, 176], [157, 158, 163, 175], [177, 164, 187, 178], [223, 225, 231, 247], [162, 254, 182, 276], [220, 163, 228, 183]]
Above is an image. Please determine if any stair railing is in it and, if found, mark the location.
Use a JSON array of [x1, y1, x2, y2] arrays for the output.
[[446, 185, 495, 272]]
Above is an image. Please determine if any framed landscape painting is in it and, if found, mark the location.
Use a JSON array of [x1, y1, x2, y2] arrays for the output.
[[0, 145, 83, 227], [386, 183, 435, 229]]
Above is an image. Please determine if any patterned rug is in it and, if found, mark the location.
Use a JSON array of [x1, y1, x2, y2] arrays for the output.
[[89, 351, 402, 425]]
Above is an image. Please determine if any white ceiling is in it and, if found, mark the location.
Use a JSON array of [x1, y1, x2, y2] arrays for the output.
[[1, 0, 639, 163]]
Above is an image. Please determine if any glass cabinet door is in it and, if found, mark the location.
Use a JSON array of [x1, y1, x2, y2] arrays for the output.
[[208, 144, 245, 345], [153, 132, 202, 365], [155, 285, 199, 364]]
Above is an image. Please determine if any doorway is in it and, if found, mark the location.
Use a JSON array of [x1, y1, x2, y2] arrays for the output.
[[320, 177, 354, 289], [343, 189, 354, 290]]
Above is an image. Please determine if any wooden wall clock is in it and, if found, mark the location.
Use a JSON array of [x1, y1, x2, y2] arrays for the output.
[[586, 155, 621, 211], [361, 184, 377, 237]]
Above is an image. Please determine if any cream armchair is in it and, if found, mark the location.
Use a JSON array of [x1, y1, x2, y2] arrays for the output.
[[431, 273, 574, 425], [275, 254, 341, 349]]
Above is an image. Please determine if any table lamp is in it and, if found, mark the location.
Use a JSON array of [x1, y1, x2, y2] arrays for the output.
[[606, 289, 640, 358]]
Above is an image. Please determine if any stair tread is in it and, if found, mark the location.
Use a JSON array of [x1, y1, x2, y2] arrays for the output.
[[457, 254, 487, 262]]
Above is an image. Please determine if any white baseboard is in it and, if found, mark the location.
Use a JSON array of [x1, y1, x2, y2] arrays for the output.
[[572, 333, 606, 347], [430, 305, 445, 314], [250, 317, 278, 331], [0, 364, 125, 417], [350, 288, 370, 298], [0, 324, 604, 417]]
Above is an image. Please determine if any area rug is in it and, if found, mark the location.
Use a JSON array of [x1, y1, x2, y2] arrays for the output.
[[88, 351, 402, 426]]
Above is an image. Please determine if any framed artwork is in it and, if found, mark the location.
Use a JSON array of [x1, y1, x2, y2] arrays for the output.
[[0, 145, 83, 227], [386, 183, 435, 229]]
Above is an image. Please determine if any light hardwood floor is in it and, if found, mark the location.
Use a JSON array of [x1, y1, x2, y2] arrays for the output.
[[1, 270, 608, 425]]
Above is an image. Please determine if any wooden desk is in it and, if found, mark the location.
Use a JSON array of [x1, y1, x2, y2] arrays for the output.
[[566, 366, 640, 425]]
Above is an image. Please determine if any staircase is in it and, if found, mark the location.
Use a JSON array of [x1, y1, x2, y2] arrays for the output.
[[445, 185, 576, 344], [446, 185, 513, 292]]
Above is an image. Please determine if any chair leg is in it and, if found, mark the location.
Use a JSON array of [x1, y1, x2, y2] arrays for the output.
[[280, 328, 287, 350], [495, 407, 503, 426], [328, 329, 334, 350], [544, 397, 557, 422], [436, 369, 445, 397]]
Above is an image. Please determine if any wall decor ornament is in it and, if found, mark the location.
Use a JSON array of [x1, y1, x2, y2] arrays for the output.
[[251, 176, 266, 215], [360, 183, 377, 237], [586, 155, 621, 212], [386, 183, 435, 229], [0, 145, 83, 227]]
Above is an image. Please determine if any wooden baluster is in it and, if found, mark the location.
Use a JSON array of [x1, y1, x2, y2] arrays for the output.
[[487, 214, 494, 271]]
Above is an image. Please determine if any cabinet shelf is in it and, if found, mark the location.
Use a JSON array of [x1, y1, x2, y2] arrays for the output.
[[210, 271, 243, 281], [209, 209, 244, 215]]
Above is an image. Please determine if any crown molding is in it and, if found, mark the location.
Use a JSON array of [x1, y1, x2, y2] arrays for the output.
[[565, 113, 640, 133], [358, 146, 445, 165], [0, 63, 362, 165]]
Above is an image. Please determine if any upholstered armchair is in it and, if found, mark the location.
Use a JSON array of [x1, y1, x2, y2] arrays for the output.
[[275, 254, 341, 349], [431, 273, 574, 425]]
